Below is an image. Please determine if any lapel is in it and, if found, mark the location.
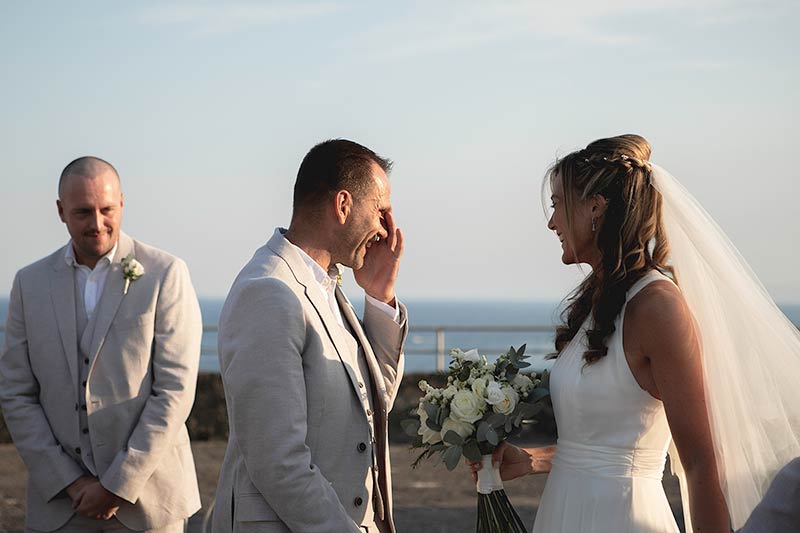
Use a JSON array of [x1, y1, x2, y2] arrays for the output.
[[50, 246, 79, 396], [266, 229, 364, 400], [336, 287, 389, 405], [87, 233, 134, 364]]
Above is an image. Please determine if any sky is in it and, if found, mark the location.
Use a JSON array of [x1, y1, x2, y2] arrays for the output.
[[1, 1, 798, 303]]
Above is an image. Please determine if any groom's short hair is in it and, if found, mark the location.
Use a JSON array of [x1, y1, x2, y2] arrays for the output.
[[293, 139, 392, 213]]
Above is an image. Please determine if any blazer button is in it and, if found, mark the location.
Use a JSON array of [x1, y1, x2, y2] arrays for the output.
[[366, 408, 373, 416], [83, 358, 89, 364], [357, 442, 367, 452], [82, 428, 89, 434], [81, 405, 87, 411], [74, 447, 81, 454], [354, 497, 363, 507]]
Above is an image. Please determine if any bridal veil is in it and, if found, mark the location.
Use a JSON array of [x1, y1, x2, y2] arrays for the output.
[[651, 163, 800, 531]]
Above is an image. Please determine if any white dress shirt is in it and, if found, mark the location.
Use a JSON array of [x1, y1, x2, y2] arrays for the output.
[[289, 243, 400, 326], [64, 241, 118, 319]]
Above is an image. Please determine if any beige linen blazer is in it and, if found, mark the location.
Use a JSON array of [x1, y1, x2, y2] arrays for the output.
[[212, 228, 407, 533], [0, 233, 202, 531]]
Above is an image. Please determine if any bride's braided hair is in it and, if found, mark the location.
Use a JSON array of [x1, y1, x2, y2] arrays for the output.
[[547, 134, 673, 364]]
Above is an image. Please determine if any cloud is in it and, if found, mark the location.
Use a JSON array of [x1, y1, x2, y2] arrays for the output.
[[691, 0, 797, 27], [342, 0, 775, 60], [139, 2, 346, 37]]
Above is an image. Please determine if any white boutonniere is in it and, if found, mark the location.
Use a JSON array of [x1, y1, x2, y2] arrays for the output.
[[121, 254, 145, 295], [335, 264, 343, 288]]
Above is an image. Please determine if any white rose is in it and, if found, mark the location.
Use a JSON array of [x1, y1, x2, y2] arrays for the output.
[[487, 384, 519, 416], [512, 374, 534, 392], [449, 390, 485, 424], [485, 381, 505, 405], [416, 404, 442, 444], [441, 416, 474, 442], [471, 376, 491, 398], [461, 349, 480, 363]]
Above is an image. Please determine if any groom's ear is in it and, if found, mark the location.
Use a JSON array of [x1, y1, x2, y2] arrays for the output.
[[334, 190, 352, 224]]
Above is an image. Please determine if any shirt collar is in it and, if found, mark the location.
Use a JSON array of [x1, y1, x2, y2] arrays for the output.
[[64, 240, 118, 269], [288, 242, 340, 291]]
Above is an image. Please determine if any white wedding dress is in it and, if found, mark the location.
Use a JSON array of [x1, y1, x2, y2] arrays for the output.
[[533, 270, 680, 533]]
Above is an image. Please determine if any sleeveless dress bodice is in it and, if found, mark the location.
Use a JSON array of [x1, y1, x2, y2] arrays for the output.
[[532, 270, 680, 533]]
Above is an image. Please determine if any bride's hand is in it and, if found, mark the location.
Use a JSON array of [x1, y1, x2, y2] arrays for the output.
[[467, 442, 557, 483]]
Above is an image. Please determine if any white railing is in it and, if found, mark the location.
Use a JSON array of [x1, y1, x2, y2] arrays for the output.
[[0, 324, 557, 373], [408, 325, 555, 371]]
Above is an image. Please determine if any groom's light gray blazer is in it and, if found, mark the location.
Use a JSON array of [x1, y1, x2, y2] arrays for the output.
[[212, 228, 407, 533], [0, 233, 202, 531]]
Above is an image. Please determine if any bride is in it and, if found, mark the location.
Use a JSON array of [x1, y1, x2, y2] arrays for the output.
[[472, 134, 800, 532]]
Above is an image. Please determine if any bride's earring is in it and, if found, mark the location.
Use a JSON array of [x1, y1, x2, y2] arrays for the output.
[[591, 218, 596, 232]]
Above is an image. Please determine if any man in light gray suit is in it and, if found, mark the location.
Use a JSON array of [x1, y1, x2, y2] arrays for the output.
[[737, 457, 800, 532], [212, 139, 407, 533], [0, 157, 203, 532]]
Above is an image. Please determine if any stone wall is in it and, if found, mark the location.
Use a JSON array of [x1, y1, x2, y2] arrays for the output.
[[0, 372, 556, 445]]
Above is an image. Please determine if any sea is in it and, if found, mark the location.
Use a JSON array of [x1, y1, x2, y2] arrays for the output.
[[2, 297, 799, 375]]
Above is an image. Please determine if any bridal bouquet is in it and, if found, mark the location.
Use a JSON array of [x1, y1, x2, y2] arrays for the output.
[[402, 345, 550, 533]]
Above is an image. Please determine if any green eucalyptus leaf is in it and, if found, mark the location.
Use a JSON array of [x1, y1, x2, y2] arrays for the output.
[[539, 370, 551, 389], [529, 388, 550, 402], [476, 421, 490, 442], [443, 445, 463, 471], [443, 430, 465, 447], [423, 401, 438, 420], [425, 419, 442, 432], [486, 426, 499, 446], [463, 440, 482, 462], [487, 413, 506, 428]]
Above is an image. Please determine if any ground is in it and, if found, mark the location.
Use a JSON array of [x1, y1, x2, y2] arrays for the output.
[[0, 440, 684, 533]]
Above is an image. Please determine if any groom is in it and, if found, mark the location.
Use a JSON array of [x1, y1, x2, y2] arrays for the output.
[[212, 139, 408, 533]]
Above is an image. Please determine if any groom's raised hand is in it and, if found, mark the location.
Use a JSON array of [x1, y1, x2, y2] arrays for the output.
[[354, 209, 404, 305]]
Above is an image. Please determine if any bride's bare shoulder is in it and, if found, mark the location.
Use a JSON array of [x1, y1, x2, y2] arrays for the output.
[[625, 278, 696, 349]]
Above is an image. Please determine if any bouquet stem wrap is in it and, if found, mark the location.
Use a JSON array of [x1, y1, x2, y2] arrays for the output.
[[477, 455, 503, 494]]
